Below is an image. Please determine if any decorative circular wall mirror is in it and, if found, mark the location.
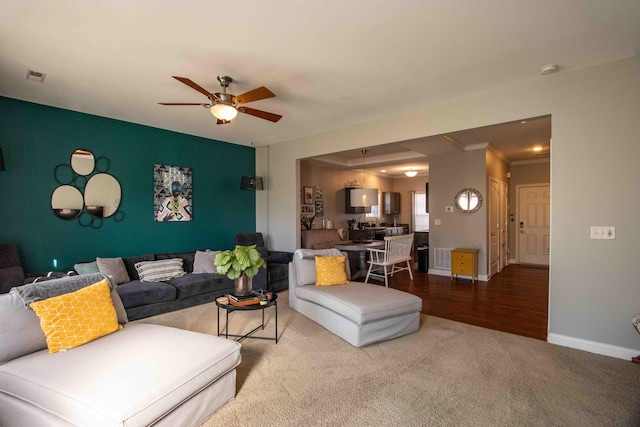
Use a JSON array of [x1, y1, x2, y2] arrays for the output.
[[51, 185, 84, 219], [455, 188, 483, 213], [84, 173, 121, 218], [70, 149, 95, 176]]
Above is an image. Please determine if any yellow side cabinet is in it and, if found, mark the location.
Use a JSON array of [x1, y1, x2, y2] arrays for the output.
[[451, 248, 480, 283]]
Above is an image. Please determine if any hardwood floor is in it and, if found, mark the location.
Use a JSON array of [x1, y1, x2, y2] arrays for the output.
[[382, 263, 549, 340]]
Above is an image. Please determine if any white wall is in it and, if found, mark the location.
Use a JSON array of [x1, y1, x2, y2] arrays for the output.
[[261, 56, 640, 357]]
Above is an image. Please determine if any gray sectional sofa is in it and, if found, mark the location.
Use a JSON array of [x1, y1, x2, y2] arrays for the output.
[[77, 250, 235, 321], [0, 273, 241, 426], [289, 248, 422, 347]]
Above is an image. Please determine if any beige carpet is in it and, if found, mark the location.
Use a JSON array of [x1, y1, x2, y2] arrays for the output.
[[136, 291, 640, 426]]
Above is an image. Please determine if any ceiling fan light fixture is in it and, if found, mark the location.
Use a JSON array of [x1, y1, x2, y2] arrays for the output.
[[210, 103, 238, 121], [405, 170, 418, 177]]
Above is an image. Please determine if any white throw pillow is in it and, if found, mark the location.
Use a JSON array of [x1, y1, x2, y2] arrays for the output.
[[134, 258, 186, 282]]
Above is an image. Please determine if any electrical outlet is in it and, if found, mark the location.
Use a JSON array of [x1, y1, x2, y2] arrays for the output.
[[590, 226, 615, 239]]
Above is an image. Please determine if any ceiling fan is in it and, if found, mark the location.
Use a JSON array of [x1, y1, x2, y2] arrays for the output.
[[159, 75, 282, 124]]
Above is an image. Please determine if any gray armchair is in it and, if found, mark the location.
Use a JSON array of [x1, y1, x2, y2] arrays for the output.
[[234, 233, 294, 293], [0, 243, 25, 294]]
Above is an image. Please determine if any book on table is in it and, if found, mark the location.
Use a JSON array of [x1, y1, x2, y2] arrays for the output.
[[228, 292, 261, 306], [228, 292, 260, 302]]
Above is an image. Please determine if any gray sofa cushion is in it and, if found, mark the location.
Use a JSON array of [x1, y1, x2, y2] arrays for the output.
[[0, 243, 21, 269], [0, 243, 25, 293], [167, 273, 228, 299], [0, 265, 25, 294], [294, 282, 422, 325], [268, 264, 289, 284], [116, 280, 177, 309]]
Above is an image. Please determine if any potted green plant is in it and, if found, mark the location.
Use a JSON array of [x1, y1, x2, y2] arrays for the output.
[[301, 215, 315, 230], [215, 244, 265, 296]]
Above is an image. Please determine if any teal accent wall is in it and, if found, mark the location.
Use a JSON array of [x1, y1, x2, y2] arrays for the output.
[[0, 96, 256, 273]]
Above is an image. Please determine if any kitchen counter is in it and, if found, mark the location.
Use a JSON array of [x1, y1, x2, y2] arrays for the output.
[[349, 226, 408, 242]]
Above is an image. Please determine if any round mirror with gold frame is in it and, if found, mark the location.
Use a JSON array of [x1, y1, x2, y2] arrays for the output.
[[455, 188, 483, 213]]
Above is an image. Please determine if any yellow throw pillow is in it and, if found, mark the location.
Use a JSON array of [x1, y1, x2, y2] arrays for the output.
[[315, 256, 349, 286], [30, 279, 123, 353]]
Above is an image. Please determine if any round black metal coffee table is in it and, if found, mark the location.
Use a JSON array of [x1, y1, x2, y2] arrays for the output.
[[216, 293, 278, 343]]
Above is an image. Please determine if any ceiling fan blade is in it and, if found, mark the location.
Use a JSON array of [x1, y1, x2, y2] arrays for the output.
[[238, 107, 282, 122], [217, 119, 231, 125], [171, 76, 216, 99], [158, 103, 209, 106], [232, 86, 275, 105]]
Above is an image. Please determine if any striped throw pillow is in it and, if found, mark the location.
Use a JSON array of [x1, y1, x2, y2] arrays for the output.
[[134, 258, 186, 282]]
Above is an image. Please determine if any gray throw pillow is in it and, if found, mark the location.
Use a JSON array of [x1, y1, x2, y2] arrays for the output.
[[193, 250, 220, 274], [74, 260, 100, 275], [96, 257, 131, 285]]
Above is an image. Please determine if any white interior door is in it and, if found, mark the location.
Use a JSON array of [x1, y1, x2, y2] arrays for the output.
[[517, 184, 550, 265], [500, 180, 508, 270], [489, 178, 499, 277]]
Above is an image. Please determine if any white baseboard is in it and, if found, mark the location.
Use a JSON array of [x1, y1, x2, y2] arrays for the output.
[[547, 333, 640, 361]]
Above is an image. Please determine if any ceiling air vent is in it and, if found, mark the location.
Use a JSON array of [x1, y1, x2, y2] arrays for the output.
[[26, 69, 46, 82]]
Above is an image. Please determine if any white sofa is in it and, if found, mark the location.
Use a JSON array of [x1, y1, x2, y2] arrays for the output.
[[289, 249, 422, 347], [0, 273, 241, 427]]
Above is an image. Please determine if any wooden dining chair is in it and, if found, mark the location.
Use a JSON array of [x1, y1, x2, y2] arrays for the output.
[[365, 234, 414, 287]]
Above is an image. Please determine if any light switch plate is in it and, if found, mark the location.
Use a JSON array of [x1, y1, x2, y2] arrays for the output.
[[434, 219, 441, 226], [445, 206, 453, 212], [590, 226, 615, 239]]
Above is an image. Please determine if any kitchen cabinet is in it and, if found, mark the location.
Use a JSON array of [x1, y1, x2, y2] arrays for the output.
[[344, 188, 371, 214], [383, 192, 400, 215]]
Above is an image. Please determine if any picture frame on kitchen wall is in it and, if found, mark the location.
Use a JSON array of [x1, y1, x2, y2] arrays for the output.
[[315, 200, 324, 217], [303, 186, 313, 205], [301, 204, 314, 216], [314, 185, 323, 200]]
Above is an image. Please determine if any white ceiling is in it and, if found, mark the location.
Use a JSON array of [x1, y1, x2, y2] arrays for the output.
[[1, 1, 639, 172], [309, 115, 551, 177]]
